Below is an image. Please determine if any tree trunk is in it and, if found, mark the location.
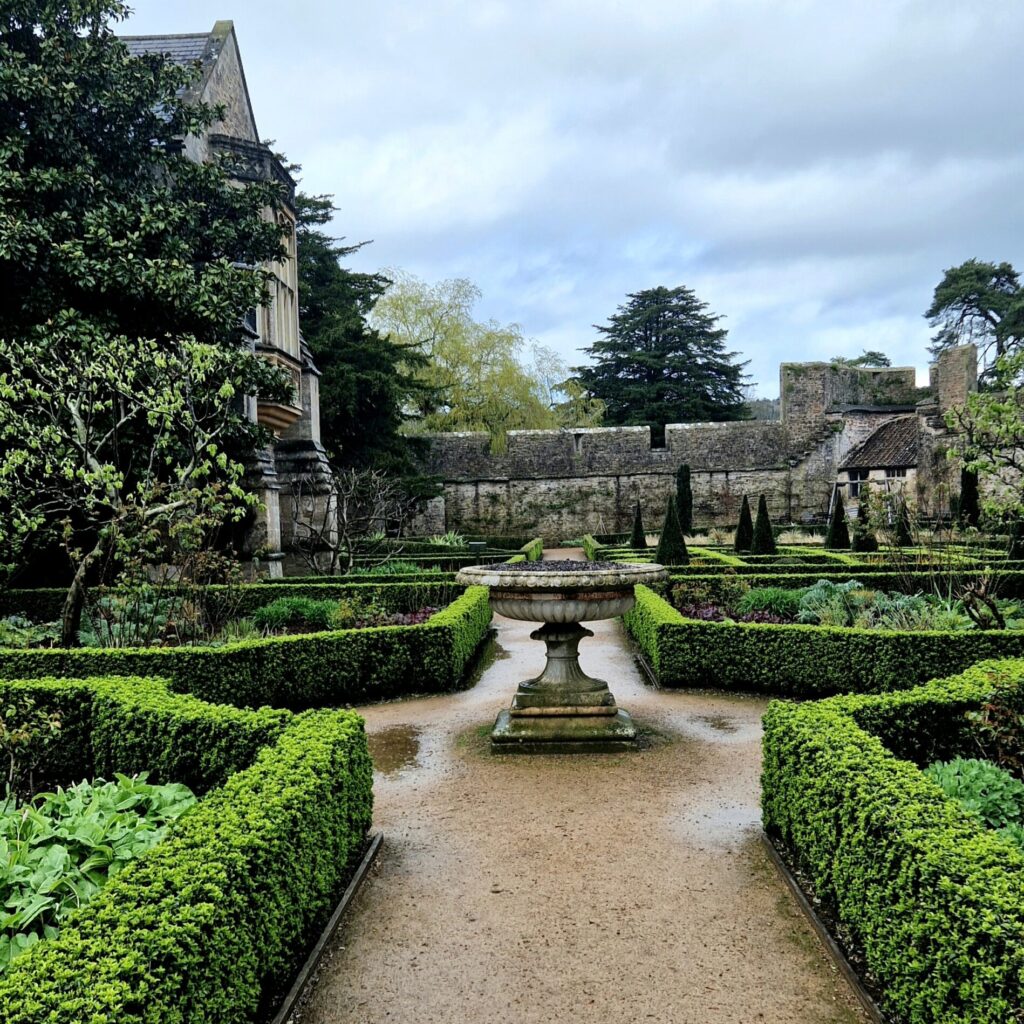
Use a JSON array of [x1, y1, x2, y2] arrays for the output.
[[60, 542, 103, 647]]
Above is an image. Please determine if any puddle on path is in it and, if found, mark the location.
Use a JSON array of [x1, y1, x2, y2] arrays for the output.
[[669, 799, 761, 848], [692, 713, 739, 733], [367, 725, 421, 776]]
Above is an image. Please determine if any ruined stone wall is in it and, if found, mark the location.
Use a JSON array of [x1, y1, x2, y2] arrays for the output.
[[412, 353, 977, 538]]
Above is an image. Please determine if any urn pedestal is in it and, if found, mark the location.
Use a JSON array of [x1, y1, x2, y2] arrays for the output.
[[456, 562, 668, 754]]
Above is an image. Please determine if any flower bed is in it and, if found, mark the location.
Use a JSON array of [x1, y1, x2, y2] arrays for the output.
[[0, 673, 372, 1023], [762, 660, 1024, 1022], [0, 586, 493, 709], [625, 584, 1024, 695]]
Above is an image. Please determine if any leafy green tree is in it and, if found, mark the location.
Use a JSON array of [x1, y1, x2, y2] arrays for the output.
[[734, 496, 754, 552], [750, 495, 777, 555], [655, 499, 688, 565], [0, 0, 292, 643], [575, 286, 748, 444], [926, 259, 1024, 384], [294, 194, 424, 470], [676, 464, 693, 534], [630, 502, 647, 550], [372, 271, 572, 449], [959, 466, 981, 528], [824, 492, 850, 550]]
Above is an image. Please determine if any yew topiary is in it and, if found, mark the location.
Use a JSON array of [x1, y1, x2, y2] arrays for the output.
[[630, 502, 647, 550], [750, 495, 777, 555], [676, 464, 693, 534], [734, 496, 754, 552], [656, 499, 689, 565], [825, 493, 851, 550]]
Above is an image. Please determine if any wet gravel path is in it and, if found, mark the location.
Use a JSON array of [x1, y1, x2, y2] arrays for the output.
[[299, 551, 868, 1024]]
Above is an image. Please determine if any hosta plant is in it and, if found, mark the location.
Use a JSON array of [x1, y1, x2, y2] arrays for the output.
[[0, 774, 195, 970]]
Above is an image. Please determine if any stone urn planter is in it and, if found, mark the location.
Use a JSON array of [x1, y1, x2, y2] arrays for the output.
[[455, 560, 668, 752]]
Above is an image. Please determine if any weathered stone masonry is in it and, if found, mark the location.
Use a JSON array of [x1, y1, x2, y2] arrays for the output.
[[413, 349, 976, 537]]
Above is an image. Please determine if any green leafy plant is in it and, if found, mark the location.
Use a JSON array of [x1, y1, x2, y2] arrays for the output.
[[797, 579, 868, 627], [735, 587, 802, 619], [428, 531, 466, 548], [0, 773, 196, 970], [251, 597, 346, 634], [1, 696, 61, 807], [0, 616, 59, 650], [924, 757, 1024, 838]]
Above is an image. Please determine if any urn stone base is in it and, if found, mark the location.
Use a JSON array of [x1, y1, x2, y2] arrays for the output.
[[489, 622, 638, 753], [490, 708, 638, 754]]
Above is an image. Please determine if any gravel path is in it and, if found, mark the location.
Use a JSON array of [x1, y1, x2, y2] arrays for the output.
[[299, 551, 868, 1024]]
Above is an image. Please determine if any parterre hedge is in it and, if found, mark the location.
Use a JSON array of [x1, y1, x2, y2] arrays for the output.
[[625, 584, 1024, 696], [0, 586, 493, 710], [762, 660, 1024, 1023], [0, 673, 372, 1024]]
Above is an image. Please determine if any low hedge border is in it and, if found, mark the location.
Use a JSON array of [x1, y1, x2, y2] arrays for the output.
[[762, 660, 1024, 1023], [0, 586, 493, 710], [667, 569, 1024, 602], [520, 536, 544, 561], [0, 674, 372, 1024], [625, 584, 1024, 696]]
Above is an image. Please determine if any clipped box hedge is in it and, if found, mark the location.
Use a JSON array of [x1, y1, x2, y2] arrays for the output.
[[625, 584, 1024, 696], [762, 660, 1024, 1023], [0, 674, 372, 1024], [0, 586, 493, 710]]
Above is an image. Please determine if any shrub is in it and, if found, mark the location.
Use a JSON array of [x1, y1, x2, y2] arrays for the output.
[[960, 466, 980, 528], [251, 596, 340, 633], [655, 499, 689, 566], [676, 464, 693, 534], [824, 493, 850, 550], [762, 662, 1024, 1022], [894, 499, 914, 547], [630, 502, 647, 550], [750, 495, 777, 555], [0, 703, 372, 1024], [734, 496, 753, 552], [625, 585, 1024, 696], [735, 587, 801, 619], [850, 499, 878, 553]]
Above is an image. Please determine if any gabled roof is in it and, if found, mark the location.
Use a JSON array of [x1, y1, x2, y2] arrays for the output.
[[120, 32, 211, 64], [840, 415, 919, 470]]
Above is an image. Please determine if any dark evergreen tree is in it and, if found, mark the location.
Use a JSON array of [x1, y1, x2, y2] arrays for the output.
[[676, 463, 693, 533], [1009, 518, 1024, 560], [575, 286, 748, 445], [734, 496, 754, 552], [894, 500, 914, 547], [656, 499, 689, 566], [850, 499, 879, 553], [926, 259, 1024, 384], [630, 501, 647, 550], [824, 492, 851, 550], [750, 495, 777, 555], [295, 194, 427, 470], [959, 466, 981, 528]]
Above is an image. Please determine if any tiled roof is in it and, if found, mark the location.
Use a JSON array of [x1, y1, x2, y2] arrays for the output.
[[120, 33, 211, 65], [840, 415, 919, 470]]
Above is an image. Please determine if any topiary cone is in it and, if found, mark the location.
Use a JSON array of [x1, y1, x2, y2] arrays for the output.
[[734, 495, 754, 552], [676, 463, 693, 534], [630, 501, 647, 550], [825, 492, 851, 550], [656, 498, 689, 565], [750, 495, 777, 555]]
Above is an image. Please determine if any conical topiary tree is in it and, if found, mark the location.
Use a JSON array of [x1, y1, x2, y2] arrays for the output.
[[750, 495, 777, 555], [824, 492, 850, 550], [850, 497, 878, 553], [1009, 518, 1024, 560], [656, 498, 689, 566], [630, 501, 647, 550], [734, 495, 754, 552], [676, 463, 693, 534], [959, 466, 980, 528], [894, 499, 913, 547]]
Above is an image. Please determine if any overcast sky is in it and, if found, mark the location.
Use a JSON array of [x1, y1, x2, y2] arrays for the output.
[[122, 0, 1024, 397]]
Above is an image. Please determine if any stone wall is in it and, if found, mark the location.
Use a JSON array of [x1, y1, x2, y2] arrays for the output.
[[412, 351, 977, 538]]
